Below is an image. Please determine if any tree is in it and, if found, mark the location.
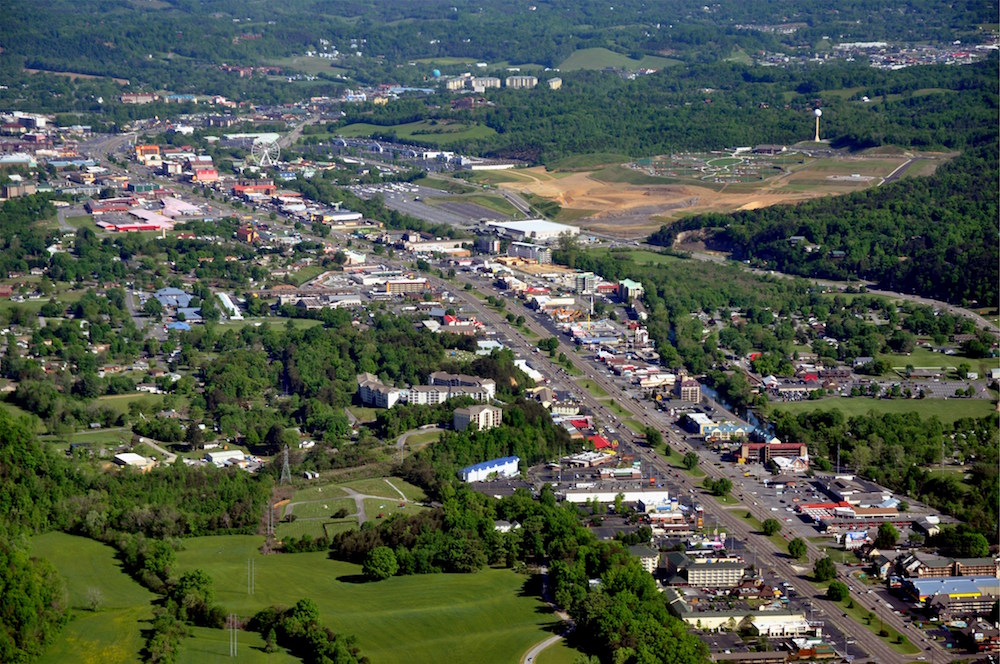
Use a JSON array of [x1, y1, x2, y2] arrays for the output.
[[813, 556, 836, 582], [762, 518, 781, 536], [143, 297, 163, 319], [875, 523, 899, 549], [362, 546, 398, 581], [788, 538, 807, 560], [682, 451, 699, 470], [264, 627, 278, 653], [827, 581, 850, 602]]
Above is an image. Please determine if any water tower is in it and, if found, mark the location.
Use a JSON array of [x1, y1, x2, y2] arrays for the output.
[[813, 108, 823, 142]]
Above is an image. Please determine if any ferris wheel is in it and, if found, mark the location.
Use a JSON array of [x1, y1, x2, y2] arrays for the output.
[[251, 138, 280, 167]]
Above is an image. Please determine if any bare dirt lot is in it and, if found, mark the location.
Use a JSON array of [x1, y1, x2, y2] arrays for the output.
[[494, 149, 949, 238]]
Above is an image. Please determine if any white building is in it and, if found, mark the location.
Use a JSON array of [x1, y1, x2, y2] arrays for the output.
[[428, 371, 496, 400], [454, 404, 503, 431], [113, 452, 154, 471], [458, 455, 520, 482], [356, 372, 403, 408], [204, 449, 246, 466], [487, 219, 579, 244]]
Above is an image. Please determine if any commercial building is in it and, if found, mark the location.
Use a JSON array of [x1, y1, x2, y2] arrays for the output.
[[383, 278, 429, 294], [454, 404, 503, 431], [666, 552, 748, 588], [507, 241, 552, 264], [113, 452, 154, 471], [487, 219, 579, 244], [738, 442, 809, 464], [618, 279, 644, 301], [459, 455, 520, 482], [677, 374, 702, 403], [904, 576, 1000, 620]]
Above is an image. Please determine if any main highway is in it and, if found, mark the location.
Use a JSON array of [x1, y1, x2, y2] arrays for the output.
[[424, 268, 942, 664]]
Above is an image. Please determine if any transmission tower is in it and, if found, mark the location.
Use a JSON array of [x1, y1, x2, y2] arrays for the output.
[[280, 445, 291, 484]]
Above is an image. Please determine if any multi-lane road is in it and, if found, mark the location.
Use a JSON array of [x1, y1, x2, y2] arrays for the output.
[[431, 269, 948, 664]]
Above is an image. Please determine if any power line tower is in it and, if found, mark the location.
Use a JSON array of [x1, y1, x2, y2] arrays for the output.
[[280, 445, 291, 484], [228, 613, 238, 657]]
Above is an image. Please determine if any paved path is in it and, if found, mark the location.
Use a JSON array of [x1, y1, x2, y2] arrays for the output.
[[140, 437, 177, 465], [395, 426, 443, 452]]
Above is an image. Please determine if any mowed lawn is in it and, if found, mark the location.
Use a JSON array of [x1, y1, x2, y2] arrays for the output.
[[771, 397, 995, 423], [175, 536, 560, 664], [32, 532, 156, 664]]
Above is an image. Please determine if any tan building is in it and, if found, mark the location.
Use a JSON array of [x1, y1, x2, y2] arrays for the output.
[[687, 560, 747, 588], [505, 75, 538, 89], [454, 404, 503, 431]]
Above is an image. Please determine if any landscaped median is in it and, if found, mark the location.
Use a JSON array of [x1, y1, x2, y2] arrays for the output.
[[813, 579, 921, 655]]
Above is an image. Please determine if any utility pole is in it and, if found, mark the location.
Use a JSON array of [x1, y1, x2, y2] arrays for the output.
[[247, 558, 255, 595], [280, 445, 291, 484]]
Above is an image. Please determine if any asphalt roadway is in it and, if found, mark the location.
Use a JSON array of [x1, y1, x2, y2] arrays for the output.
[[435, 269, 948, 664]]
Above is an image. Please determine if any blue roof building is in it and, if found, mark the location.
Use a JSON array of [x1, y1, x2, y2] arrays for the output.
[[154, 287, 193, 308], [166, 321, 191, 331], [458, 456, 520, 483]]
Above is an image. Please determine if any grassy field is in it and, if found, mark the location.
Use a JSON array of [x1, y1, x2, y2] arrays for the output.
[[549, 153, 632, 171], [32, 533, 156, 664], [96, 392, 168, 415], [337, 120, 496, 145], [558, 48, 681, 72], [578, 379, 609, 398], [177, 626, 299, 663], [292, 264, 327, 286], [341, 476, 427, 501], [216, 317, 323, 331], [770, 397, 995, 423], [414, 175, 480, 194], [432, 193, 522, 216], [174, 536, 560, 664], [536, 638, 586, 664], [266, 55, 348, 76]]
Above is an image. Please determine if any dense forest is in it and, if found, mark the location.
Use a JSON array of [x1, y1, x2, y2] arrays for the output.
[[4, 0, 993, 90], [650, 143, 999, 307]]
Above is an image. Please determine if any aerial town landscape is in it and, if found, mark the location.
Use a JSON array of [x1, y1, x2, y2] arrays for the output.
[[0, 1, 997, 663]]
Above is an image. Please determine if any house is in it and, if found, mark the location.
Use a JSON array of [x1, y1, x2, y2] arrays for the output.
[[453, 404, 503, 431], [458, 456, 520, 483]]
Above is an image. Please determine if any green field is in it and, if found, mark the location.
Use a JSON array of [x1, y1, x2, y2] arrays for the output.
[[32, 532, 156, 664], [266, 55, 348, 76], [578, 379, 609, 398], [291, 264, 327, 286], [95, 392, 168, 415], [771, 397, 995, 423], [340, 476, 427, 501], [549, 153, 632, 171], [173, 536, 560, 664], [432, 193, 522, 216], [337, 120, 496, 145], [536, 637, 585, 664], [177, 626, 299, 663], [414, 175, 479, 194], [558, 47, 681, 72]]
